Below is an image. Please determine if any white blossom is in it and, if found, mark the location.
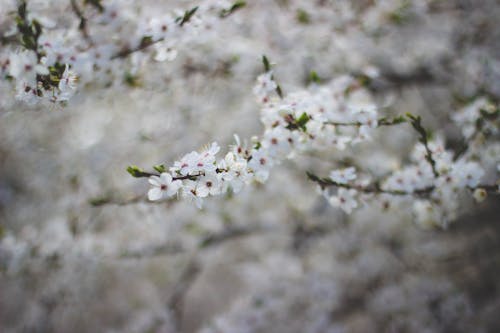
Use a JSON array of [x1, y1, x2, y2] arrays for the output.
[[147, 173, 181, 201], [328, 188, 358, 214], [329, 167, 357, 184]]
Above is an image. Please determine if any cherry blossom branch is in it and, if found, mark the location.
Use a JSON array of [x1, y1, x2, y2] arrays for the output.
[[324, 115, 407, 128], [111, 2, 246, 60], [126, 166, 209, 180], [111, 36, 163, 60], [306, 172, 435, 197], [125, 65, 498, 226], [307, 171, 498, 197]]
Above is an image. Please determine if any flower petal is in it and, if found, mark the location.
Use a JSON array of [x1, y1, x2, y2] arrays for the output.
[[148, 187, 163, 201]]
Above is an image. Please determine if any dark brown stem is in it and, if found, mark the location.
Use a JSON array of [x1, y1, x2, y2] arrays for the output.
[[307, 172, 434, 197], [325, 115, 406, 128], [110, 37, 163, 60], [70, 0, 93, 45], [307, 171, 498, 198]]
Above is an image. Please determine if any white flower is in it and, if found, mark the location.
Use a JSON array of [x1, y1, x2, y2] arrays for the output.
[[328, 188, 358, 214], [9, 50, 38, 83], [154, 42, 178, 62], [261, 127, 295, 158], [15, 81, 39, 105], [182, 180, 204, 209], [194, 142, 220, 174], [253, 72, 277, 101], [147, 173, 181, 201], [331, 136, 351, 150], [196, 173, 221, 197], [451, 161, 484, 188], [352, 105, 378, 128], [56, 64, 78, 101], [171, 151, 200, 176], [219, 152, 250, 193], [248, 148, 273, 183], [329, 167, 357, 184]]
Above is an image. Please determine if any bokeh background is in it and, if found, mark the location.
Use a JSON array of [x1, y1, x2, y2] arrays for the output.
[[1, 0, 499, 332]]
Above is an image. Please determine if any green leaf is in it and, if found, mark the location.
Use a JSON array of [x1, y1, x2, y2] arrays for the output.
[[139, 35, 153, 47], [18, 1, 27, 19], [153, 164, 166, 173], [296, 9, 310, 24], [178, 6, 199, 26], [276, 84, 283, 99], [127, 165, 146, 178], [296, 112, 310, 130], [309, 70, 321, 84], [32, 19, 42, 38], [262, 55, 271, 72], [124, 72, 141, 87], [21, 34, 35, 50], [220, 1, 246, 17]]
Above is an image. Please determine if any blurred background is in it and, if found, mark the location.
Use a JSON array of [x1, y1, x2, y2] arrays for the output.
[[1, 0, 499, 332]]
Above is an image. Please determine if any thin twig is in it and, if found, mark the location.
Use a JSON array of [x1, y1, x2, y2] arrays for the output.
[[307, 171, 499, 197], [70, 0, 93, 45], [307, 172, 435, 197]]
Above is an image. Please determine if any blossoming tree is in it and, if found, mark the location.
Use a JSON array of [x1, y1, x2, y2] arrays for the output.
[[1, 0, 499, 332]]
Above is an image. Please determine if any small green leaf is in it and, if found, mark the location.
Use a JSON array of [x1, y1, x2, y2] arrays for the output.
[[296, 112, 310, 130], [178, 6, 199, 26], [220, 1, 246, 17], [127, 165, 145, 177], [21, 34, 35, 50], [140, 35, 153, 47], [296, 9, 310, 24], [32, 19, 42, 38], [153, 164, 166, 173], [124, 72, 141, 87], [309, 70, 321, 84], [18, 1, 27, 19], [262, 55, 271, 72], [276, 84, 283, 99]]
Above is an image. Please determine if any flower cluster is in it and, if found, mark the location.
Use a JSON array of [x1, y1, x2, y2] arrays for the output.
[[314, 102, 499, 227], [141, 138, 269, 209], [132, 66, 388, 208], [0, 0, 244, 105], [132, 67, 498, 227]]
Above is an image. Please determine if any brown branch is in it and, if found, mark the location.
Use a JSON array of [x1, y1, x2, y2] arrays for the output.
[[324, 115, 407, 128], [307, 171, 499, 198], [70, 0, 93, 45], [307, 172, 435, 197], [110, 6, 199, 60], [110, 37, 162, 60]]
